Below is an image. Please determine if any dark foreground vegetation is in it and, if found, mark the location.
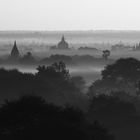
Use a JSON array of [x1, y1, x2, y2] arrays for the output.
[[0, 58, 140, 140], [0, 95, 114, 140]]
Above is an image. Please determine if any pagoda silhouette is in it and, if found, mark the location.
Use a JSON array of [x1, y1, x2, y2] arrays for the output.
[[57, 36, 69, 49], [10, 41, 20, 60]]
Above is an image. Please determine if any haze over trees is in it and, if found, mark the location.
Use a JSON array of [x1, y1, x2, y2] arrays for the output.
[[86, 58, 140, 140], [0, 57, 140, 140], [0, 61, 88, 110], [88, 58, 140, 96]]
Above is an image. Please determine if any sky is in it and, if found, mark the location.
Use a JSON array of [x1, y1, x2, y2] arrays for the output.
[[0, 0, 140, 30]]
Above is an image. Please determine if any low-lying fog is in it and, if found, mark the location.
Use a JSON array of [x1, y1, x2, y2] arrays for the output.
[[0, 65, 103, 86], [1, 30, 140, 86]]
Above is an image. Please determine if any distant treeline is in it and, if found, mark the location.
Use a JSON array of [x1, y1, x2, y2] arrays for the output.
[[0, 54, 114, 66]]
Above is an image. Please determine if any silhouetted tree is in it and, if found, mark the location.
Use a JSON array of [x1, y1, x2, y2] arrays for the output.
[[102, 50, 110, 60], [88, 94, 136, 118], [0, 63, 88, 110], [39, 54, 73, 65], [20, 52, 36, 64], [102, 58, 140, 81], [36, 61, 70, 82], [87, 94, 139, 140], [88, 58, 140, 96], [0, 95, 114, 140]]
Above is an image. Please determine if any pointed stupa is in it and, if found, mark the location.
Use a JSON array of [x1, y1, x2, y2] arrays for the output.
[[61, 35, 65, 42], [57, 35, 69, 49], [11, 41, 20, 59]]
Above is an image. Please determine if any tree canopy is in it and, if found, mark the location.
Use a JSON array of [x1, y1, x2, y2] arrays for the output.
[[102, 58, 140, 81], [36, 61, 70, 82], [0, 95, 114, 140], [102, 50, 110, 60]]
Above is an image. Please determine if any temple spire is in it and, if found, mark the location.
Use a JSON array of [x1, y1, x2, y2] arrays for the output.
[[11, 40, 20, 59], [57, 35, 69, 49], [62, 35, 65, 42], [14, 40, 16, 46]]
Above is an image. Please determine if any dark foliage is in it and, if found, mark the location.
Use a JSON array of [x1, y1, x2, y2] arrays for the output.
[[0, 68, 38, 98], [70, 76, 86, 93], [88, 58, 140, 96], [89, 94, 136, 117], [36, 61, 70, 82], [102, 58, 140, 81], [0, 95, 114, 140], [39, 54, 73, 65], [19, 52, 36, 64], [87, 93, 140, 140], [0, 62, 88, 110], [102, 50, 110, 60]]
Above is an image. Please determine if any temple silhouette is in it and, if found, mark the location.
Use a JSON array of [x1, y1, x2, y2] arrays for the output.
[[50, 36, 70, 50], [57, 36, 69, 49], [10, 41, 20, 60]]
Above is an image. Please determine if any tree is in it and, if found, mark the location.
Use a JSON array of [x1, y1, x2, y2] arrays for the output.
[[102, 50, 110, 60], [102, 58, 140, 81], [0, 95, 114, 140], [20, 52, 36, 64], [36, 62, 88, 109], [36, 61, 70, 82], [89, 94, 136, 117], [0, 63, 87, 110], [88, 58, 140, 96]]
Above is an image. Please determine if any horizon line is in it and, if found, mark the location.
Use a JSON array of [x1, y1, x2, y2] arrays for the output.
[[0, 29, 140, 32]]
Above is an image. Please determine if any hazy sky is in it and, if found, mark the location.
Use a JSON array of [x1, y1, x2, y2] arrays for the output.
[[0, 0, 140, 30]]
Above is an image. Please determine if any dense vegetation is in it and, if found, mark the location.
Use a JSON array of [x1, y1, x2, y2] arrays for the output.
[[1, 54, 114, 66], [0, 95, 114, 140], [88, 58, 140, 96], [0, 58, 140, 140]]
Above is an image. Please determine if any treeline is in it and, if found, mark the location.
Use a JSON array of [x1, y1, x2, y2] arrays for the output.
[[0, 58, 140, 139], [0, 95, 114, 140], [0, 54, 114, 66], [87, 57, 140, 140], [0, 62, 88, 110]]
